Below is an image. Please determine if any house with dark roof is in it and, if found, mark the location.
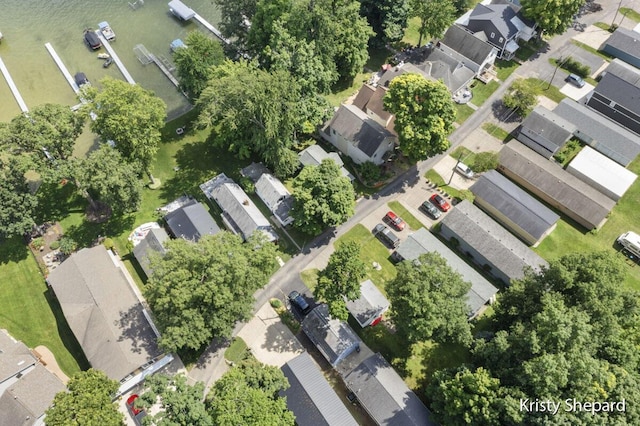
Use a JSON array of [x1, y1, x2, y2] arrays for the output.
[[458, 1, 537, 59], [470, 170, 559, 246], [440, 200, 548, 284], [498, 141, 616, 230], [200, 173, 278, 242], [132, 227, 169, 278], [553, 99, 640, 166], [352, 84, 394, 130], [240, 162, 270, 183], [47, 246, 173, 395], [322, 104, 396, 166], [164, 199, 220, 242], [343, 353, 437, 426], [601, 27, 640, 68], [280, 352, 358, 426], [345, 280, 390, 328], [255, 173, 294, 227], [439, 25, 499, 77], [301, 304, 361, 367], [586, 72, 640, 135], [393, 228, 499, 319], [601, 59, 640, 87], [299, 144, 355, 181], [516, 106, 577, 158]]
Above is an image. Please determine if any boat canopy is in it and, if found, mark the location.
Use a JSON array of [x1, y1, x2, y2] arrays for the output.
[[98, 21, 110, 30], [170, 39, 186, 51], [168, 0, 195, 20]]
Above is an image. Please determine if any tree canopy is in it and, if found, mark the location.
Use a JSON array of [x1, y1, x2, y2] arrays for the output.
[[145, 232, 279, 353], [360, 0, 410, 45], [502, 79, 537, 117], [315, 241, 367, 320], [0, 158, 37, 238], [409, 0, 457, 46], [46, 369, 123, 426], [521, 0, 586, 36], [291, 159, 356, 235], [384, 73, 455, 161], [386, 252, 473, 347], [139, 374, 213, 425], [173, 31, 225, 101]]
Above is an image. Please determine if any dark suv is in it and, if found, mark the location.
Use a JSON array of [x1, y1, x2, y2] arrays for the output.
[[288, 291, 311, 314]]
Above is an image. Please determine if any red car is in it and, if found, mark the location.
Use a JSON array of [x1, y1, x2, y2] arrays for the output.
[[430, 194, 451, 212], [126, 394, 147, 425], [384, 211, 406, 231]]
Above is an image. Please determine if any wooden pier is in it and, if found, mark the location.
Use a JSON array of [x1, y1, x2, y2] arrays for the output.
[[44, 43, 80, 94], [193, 13, 230, 45], [0, 56, 28, 112], [95, 31, 136, 84]]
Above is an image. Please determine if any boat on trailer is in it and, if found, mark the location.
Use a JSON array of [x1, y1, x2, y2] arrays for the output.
[[98, 21, 116, 41]]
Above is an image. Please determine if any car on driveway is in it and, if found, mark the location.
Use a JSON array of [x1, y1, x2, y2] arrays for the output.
[[126, 394, 147, 426], [373, 223, 400, 248], [566, 73, 585, 88], [420, 201, 441, 219], [288, 291, 311, 314], [456, 162, 474, 179], [384, 211, 406, 231], [430, 194, 451, 212]]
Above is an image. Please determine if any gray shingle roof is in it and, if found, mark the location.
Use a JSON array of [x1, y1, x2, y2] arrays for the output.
[[517, 106, 576, 156], [602, 27, 640, 61], [298, 145, 354, 180], [441, 200, 548, 281], [553, 99, 640, 166], [469, 4, 518, 39], [47, 246, 162, 381], [345, 280, 390, 328], [280, 352, 358, 426], [164, 200, 220, 242], [329, 105, 395, 157], [240, 162, 270, 183], [344, 353, 436, 426], [603, 59, 640, 88], [470, 170, 560, 241], [132, 227, 169, 278], [256, 173, 293, 225], [499, 141, 616, 229], [0, 329, 35, 383], [379, 57, 474, 95], [441, 25, 496, 67], [394, 228, 498, 317], [590, 72, 640, 116]]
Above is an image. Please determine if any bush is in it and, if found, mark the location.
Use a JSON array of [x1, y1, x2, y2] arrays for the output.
[[239, 177, 255, 194], [59, 237, 77, 256], [471, 152, 499, 173], [31, 237, 45, 250], [103, 238, 115, 250], [49, 241, 60, 250], [270, 298, 283, 309], [358, 161, 382, 184], [556, 57, 590, 78]]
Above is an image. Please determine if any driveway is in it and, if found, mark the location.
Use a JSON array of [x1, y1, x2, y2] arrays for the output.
[[560, 81, 595, 101]]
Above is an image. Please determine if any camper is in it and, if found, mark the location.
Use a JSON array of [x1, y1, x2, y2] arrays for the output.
[[617, 231, 640, 258]]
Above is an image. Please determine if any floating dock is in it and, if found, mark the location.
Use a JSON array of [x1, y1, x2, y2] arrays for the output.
[[95, 31, 136, 84], [0, 56, 28, 112], [149, 54, 180, 88], [168, 0, 229, 45], [193, 14, 230, 45], [44, 43, 80, 94]]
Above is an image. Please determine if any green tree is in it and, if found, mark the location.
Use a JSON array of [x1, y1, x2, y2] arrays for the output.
[[315, 241, 367, 320], [46, 369, 123, 426], [0, 158, 37, 238], [291, 159, 356, 235], [214, 0, 258, 51], [173, 31, 225, 101], [360, 0, 410, 45], [384, 73, 455, 161], [471, 151, 499, 173], [145, 232, 279, 353], [521, 0, 585, 36], [88, 77, 167, 177], [386, 252, 473, 347], [207, 360, 294, 426], [502, 79, 537, 117], [139, 374, 213, 426], [409, 0, 457, 46]]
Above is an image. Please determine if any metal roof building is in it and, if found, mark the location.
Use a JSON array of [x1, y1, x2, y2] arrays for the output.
[[586, 72, 640, 135], [164, 199, 220, 242]]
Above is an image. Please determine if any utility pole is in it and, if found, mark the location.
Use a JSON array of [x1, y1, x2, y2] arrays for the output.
[[448, 152, 463, 185], [547, 56, 562, 90], [611, 0, 624, 29]]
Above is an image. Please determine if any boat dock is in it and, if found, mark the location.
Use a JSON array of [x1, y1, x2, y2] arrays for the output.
[[44, 43, 80, 94], [0, 56, 28, 112], [168, 0, 229, 45], [193, 13, 230, 45], [95, 31, 136, 84], [149, 54, 180, 88]]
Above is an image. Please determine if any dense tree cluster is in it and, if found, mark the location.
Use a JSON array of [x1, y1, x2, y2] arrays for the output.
[[0, 158, 38, 238], [139, 374, 213, 425], [409, 0, 457, 46], [360, 0, 410, 46], [173, 31, 225, 101]]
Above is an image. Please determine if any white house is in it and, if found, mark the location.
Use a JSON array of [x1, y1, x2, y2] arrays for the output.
[[255, 173, 294, 227]]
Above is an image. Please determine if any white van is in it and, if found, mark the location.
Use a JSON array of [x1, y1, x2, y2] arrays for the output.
[[617, 231, 640, 258]]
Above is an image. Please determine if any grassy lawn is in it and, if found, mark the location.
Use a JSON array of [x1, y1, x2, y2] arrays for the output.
[[594, 22, 612, 31], [515, 43, 537, 61], [0, 238, 89, 376], [402, 17, 422, 47], [482, 123, 511, 142], [325, 72, 371, 107], [495, 60, 519, 80], [455, 104, 475, 124], [620, 7, 640, 22], [521, 77, 566, 103], [224, 337, 248, 363], [451, 146, 476, 165], [388, 201, 424, 231], [424, 169, 462, 200], [470, 80, 499, 106], [300, 268, 320, 292]]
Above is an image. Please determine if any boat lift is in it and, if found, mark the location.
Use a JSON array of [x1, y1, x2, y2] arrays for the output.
[[167, 0, 230, 45]]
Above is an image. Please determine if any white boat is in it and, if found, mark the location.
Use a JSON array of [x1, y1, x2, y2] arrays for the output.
[[98, 21, 115, 41], [97, 53, 111, 59]]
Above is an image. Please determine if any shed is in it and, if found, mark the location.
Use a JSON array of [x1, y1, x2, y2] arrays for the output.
[[470, 170, 559, 246], [301, 304, 361, 367], [601, 27, 640, 69], [566, 146, 637, 201], [164, 199, 220, 242], [498, 141, 616, 230], [517, 106, 576, 158], [132, 227, 169, 278], [168, 0, 195, 20], [255, 173, 294, 226], [280, 352, 358, 426], [345, 280, 390, 328]]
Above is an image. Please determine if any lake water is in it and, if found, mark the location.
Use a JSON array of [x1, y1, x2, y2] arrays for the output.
[[0, 0, 220, 126]]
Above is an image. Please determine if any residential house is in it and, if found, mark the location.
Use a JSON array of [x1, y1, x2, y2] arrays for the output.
[[470, 170, 560, 246], [255, 173, 294, 227], [200, 173, 278, 242], [343, 353, 437, 426], [601, 27, 640, 69], [301, 304, 361, 367], [393, 228, 499, 319], [299, 144, 355, 181], [352, 84, 394, 130], [345, 280, 390, 328], [458, 1, 537, 59], [132, 227, 169, 278], [586, 72, 640, 135], [567, 146, 637, 201], [240, 162, 270, 183], [498, 141, 616, 230], [47, 246, 173, 395], [516, 106, 576, 159], [600, 59, 640, 87], [439, 25, 499, 77], [280, 352, 358, 426], [322, 104, 396, 166], [440, 200, 548, 284], [164, 199, 220, 242], [553, 99, 640, 167]]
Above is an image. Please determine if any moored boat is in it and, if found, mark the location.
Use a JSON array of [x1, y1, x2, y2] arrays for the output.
[[84, 29, 101, 50], [98, 21, 115, 41]]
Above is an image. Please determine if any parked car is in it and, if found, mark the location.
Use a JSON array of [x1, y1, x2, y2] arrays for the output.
[[420, 201, 441, 219], [126, 394, 147, 426], [566, 73, 585, 88], [456, 162, 474, 179], [373, 223, 400, 248], [288, 290, 311, 314], [430, 194, 451, 212], [384, 211, 406, 231]]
